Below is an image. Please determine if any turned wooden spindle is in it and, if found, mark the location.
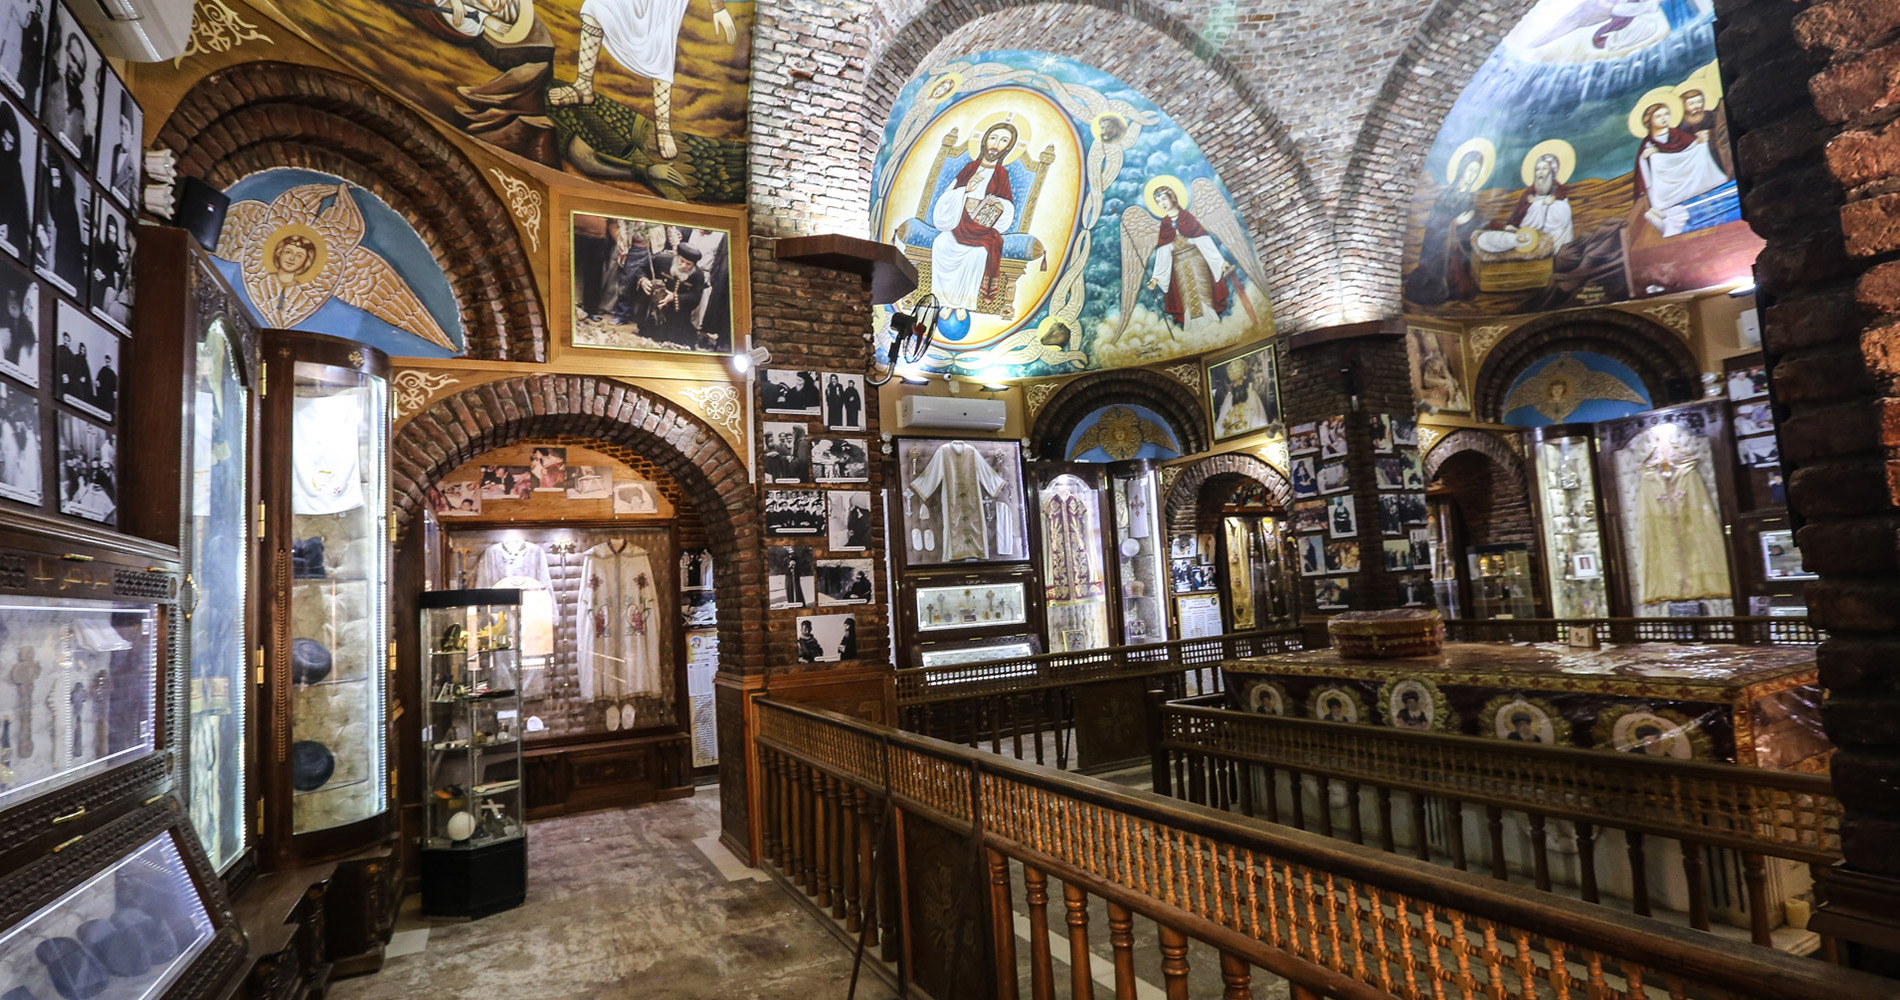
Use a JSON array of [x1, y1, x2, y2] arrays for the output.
[[1220, 951, 1254, 1000], [987, 849, 1019, 1000], [1159, 925, 1190, 1000], [1107, 901, 1137, 1000], [1064, 880, 1095, 1000], [1023, 866, 1054, 1000]]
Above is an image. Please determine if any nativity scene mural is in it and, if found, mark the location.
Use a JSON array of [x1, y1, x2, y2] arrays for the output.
[[263, 0, 751, 204], [211, 168, 465, 359], [869, 50, 1273, 380], [1400, 0, 1759, 318]]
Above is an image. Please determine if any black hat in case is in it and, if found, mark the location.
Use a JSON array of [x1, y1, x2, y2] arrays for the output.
[[33, 938, 109, 1000], [290, 638, 333, 686], [291, 740, 336, 791]]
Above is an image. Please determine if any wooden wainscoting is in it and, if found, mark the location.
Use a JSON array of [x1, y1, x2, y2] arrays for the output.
[[522, 731, 694, 820]]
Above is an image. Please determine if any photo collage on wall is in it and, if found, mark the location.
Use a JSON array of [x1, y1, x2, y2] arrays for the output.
[[760, 369, 875, 663], [0, 0, 142, 526], [1288, 412, 1433, 609], [427, 446, 664, 519], [1169, 532, 1217, 595]]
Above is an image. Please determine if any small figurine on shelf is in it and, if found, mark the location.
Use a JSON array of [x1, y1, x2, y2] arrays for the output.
[[438, 623, 467, 652]]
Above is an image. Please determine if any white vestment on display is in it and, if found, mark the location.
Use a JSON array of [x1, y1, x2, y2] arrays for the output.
[[580, 0, 693, 82], [576, 540, 662, 701], [289, 391, 365, 515], [911, 441, 1004, 562]]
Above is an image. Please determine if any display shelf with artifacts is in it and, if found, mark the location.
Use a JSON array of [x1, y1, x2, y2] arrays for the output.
[[258, 332, 394, 866], [1030, 466, 1111, 655], [0, 799, 248, 1000], [1425, 496, 1464, 618], [1596, 401, 1740, 618], [1466, 543, 1538, 620], [122, 227, 263, 881], [0, 520, 179, 861], [433, 523, 692, 818], [1526, 424, 1613, 619], [1111, 465, 1171, 646], [1220, 513, 1299, 632], [418, 590, 527, 919]]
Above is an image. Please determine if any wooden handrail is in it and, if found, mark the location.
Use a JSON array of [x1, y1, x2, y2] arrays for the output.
[[893, 625, 1303, 704], [1155, 698, 1841, 865], [757, 697, 1891, 1000]]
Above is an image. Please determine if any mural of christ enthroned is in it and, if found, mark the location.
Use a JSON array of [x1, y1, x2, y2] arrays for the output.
[[893, 122, 1055, 321]]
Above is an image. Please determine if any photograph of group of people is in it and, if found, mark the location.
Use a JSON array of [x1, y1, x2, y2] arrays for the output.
[[570, 212, 732, 355]]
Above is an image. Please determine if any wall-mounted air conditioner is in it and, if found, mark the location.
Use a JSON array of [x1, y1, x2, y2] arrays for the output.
[[897, 395, 1008, 432], [72, 0, 195, 62]]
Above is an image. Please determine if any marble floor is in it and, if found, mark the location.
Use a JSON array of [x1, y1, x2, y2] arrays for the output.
[[330, 791, 874, 1000]]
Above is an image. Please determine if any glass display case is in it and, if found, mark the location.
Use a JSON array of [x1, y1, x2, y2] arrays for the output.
[[1111, 467, 1169, 645], [1467, 543, 1537, 619], [418, 590, 527, 919], [260, 332, 392, 865], [1426, 497, 1463, 618], [0, 802, 245, 1000], [0, 595, 158, 815], [1034, 468, 1110, 653], [1528, 425, 1611, 618], [914, 581, 1027, 632]]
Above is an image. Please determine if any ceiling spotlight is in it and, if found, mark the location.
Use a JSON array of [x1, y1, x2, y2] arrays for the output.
[[1727, 279, 1756, 298], [731, 345, 771, 375]]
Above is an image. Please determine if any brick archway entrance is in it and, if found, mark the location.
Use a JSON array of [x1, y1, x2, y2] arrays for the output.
[[1163, 453, 1294, 536], [391, 375, 762, 848]]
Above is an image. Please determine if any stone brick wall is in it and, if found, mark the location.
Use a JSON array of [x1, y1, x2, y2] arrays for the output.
[[1425, 429, 1537, 556], [155, 61, 546, 362], [1715, 0, 1900, 939], [1163, 452, 1295, 537], [1027, 368, 1211, 461]]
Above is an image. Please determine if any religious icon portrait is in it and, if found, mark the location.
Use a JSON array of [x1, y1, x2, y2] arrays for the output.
[[569, 211, 733, 355], [1406, 326, 1470, 413], [1307, 685, 1366, 724], [1206, 342, 1280, 442], [1244, 680, 1287, 716], [1381, 678, 1448, 731], [1599, 705, 1699, 759], [1485, 696, 1562, 744]]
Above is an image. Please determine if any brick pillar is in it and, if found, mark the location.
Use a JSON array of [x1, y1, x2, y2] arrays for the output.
[[1278, 322, 1417, 615], [1716, 0, 1900, 964]]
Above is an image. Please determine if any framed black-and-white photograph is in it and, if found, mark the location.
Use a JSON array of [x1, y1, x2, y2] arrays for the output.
[[762, 369, 820, 416], [611, 479, 658, 514], [56, 408, 111, 523], [1297, 534, 1325, 577], [1737, 434, 1780, 468], [767, 544, 814, 610], [1205, 342, 1280, 442], [1400, 493, 1428, 526], [40, 3, 99, 164], [1383, 539, 1415, 571], [820, 372, 865, 431], [680, 547, 713, 591], [680, 590, 716, 627], [1392, 415, 1418, 448], [762, 421, 811, 484], [0, 95, 35, 262], [1289, 455, 1317, 499], [564, 465, 612, 499], [0, 260, 37, 386], [33, 145, 87, 296], [816, 558, 875, 606], [828, 490, 871, 551], [1317, 459, 1349, 495], [1375, 456, 1404, 491], [766, 489, 825, 536], [896, 437, 1027, 566], [93, 68, 137, 207], [1319, 415, 1348, 459], [1314, 576, 1353, 611], [1377, 494, 1402, 536], [0, 377, 40, 503], [1327, 495, 1357, 538], [54, 298, 114, 421], [569, 211, 732, 355], [795, 613, 856, 663], [1401, 449, 1424, 489], [0, 0, 48, 107], [1369, 413, 1395, 453], [812, 437, 867, 484], [88, 193, 129, 331], [1396, 572, 1431, 607]]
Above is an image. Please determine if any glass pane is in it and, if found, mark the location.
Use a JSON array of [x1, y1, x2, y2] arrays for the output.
[[422, 598, 524, 850], [0, 596, 157, 813], [1113, 471, 1168, 644], [187, 317, 247, 872], [1536, 436, 1609, 618], [0, 833, 215, 1000], [1038, 474, 1108, 653], [289, 363, 387, 834]]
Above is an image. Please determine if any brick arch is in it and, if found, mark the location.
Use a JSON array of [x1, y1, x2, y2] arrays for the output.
[[1423, 427, 1523, 488], [1332, 0, 1546, 318], [1164, 452, 1293, 536], [1028, 370, 1208, 461], [1471, 310, 1703, 423], [158, 61, 546, 362], [858, 2, 1341, 330]]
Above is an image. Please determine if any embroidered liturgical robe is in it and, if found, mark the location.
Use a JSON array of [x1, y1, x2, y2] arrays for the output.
[[576, 541, 662, 701], [911, 442, 1004, 561]]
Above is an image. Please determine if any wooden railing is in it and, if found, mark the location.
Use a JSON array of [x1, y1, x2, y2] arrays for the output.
[[1443, 617, 1821, 646], [755, 698, 1888, 1000], [1152, 693, 1841, 948]]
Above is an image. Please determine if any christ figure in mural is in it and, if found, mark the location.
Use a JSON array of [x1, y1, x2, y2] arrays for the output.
[[928, 121, 1020, 321], [1634, 103, 1730, 238], [547, 0, 739, 160]]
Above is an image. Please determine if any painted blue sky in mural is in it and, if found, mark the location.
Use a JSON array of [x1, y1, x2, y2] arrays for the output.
[[212, 168, 463, 359], [1502, 351, 1651, 427], [1063, 403, 1183, 463], [870, 49, 1272, 379]]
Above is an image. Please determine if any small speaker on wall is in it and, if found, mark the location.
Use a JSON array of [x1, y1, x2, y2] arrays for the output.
[[177, 176, 230, 251]]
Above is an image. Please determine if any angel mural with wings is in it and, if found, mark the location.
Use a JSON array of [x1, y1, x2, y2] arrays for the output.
[[1116, 177, 1266, 347], [215, 180, 460, 355]]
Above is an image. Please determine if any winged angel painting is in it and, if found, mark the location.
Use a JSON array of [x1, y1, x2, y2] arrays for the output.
[[869, 50, 1275, 380], [211, 171, 464, 359]]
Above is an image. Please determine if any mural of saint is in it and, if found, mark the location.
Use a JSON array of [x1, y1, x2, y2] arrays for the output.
[[1117, 177, 1260, 338], [928, 120, 1021, 320], [547, 0, 739, 160], [211, 170, 465, 358], [1403, 144, 1489, 307], [1633, 99, 1730, 237]]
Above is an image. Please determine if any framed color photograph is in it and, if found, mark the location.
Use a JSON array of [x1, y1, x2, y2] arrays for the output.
[[612, 479, 659, 514], [1206, 342, 1280, 442], [435, 480, 480, 516], [568, 209, 733, 355]]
